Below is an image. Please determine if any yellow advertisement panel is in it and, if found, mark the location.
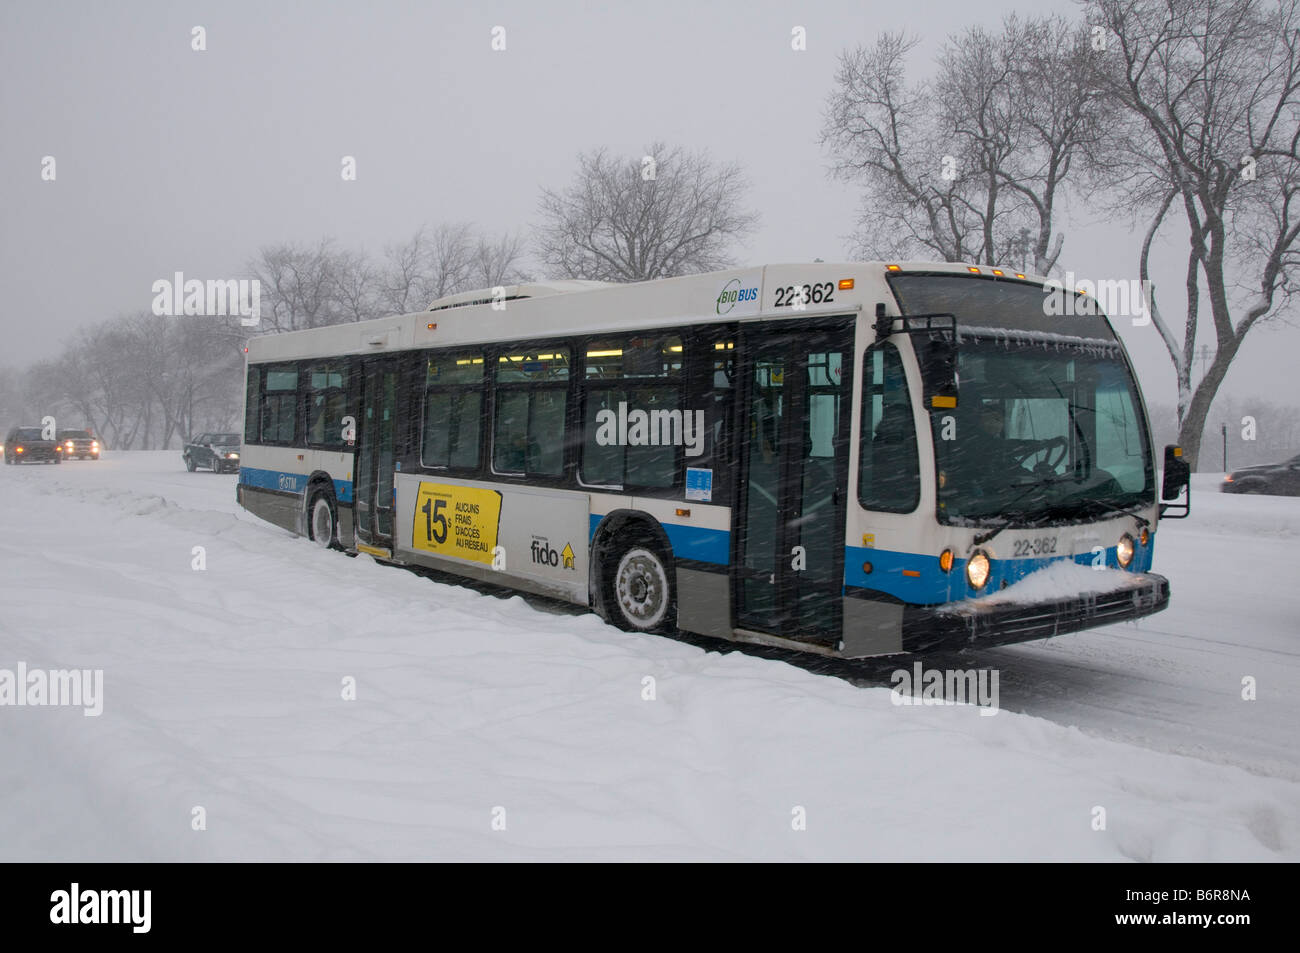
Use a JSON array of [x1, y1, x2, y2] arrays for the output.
[[411, 482, 502, 565]]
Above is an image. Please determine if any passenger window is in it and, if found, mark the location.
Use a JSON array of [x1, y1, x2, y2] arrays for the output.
[[859, 343, 919, 512], [260, 365, 297, 444], [306, 363, 349, 447], [581, 335, 684, 488], [493, 347, 570, 477], [422, 353, 484, 470]]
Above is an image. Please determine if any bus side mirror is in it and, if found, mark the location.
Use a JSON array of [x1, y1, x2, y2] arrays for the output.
[[1160, 444, 1190, 519], [921, 337, 958, 409]]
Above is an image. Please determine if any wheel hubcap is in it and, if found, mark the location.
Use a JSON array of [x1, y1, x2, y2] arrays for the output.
[[312, 499, 333, 547], [615, 548, 667, 628]]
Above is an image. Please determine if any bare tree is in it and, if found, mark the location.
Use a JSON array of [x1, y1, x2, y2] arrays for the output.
[[249, 239, 369, 332], [379, 224, 476, 312], [471, 231, 531, 289], [822, 17, 1100, 272], [1087, 0, 1300, 467], [535, 142, 758, 282]]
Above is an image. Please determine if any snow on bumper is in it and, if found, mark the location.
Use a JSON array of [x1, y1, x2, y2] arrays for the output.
[[902, 571, 1170, 653]]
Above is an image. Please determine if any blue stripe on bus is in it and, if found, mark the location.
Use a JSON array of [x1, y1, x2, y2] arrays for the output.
[[589, 514, 730, 566], [239, 466, 353, 504], [843, 543, 1152, 603]]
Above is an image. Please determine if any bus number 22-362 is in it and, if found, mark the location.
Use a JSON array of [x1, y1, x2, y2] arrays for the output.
[[774, 283, 836, 307]]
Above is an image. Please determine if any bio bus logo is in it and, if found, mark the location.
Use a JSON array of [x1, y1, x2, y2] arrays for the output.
[[716, 277, 758, 315]]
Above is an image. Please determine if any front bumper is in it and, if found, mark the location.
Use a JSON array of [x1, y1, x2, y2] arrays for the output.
[[902, 571, 1169, 654]]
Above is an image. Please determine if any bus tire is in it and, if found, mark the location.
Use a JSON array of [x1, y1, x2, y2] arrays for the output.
[[308, 489, 339, 550], [604, 535, 676, 634]]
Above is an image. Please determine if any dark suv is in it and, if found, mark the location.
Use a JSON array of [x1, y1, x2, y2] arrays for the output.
[[3, 426, 62, 464], [183, 433, 241, 473], [1221, 453, 1300, 496], [57, 429, 100, 460]]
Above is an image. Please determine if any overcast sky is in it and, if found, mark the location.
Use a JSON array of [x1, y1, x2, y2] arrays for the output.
[[2, 0, 1296, 415]]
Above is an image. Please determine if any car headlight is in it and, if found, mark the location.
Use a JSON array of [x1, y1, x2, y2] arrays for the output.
[[966, 550, 991, 590], [1117, 534, 1135, 568]]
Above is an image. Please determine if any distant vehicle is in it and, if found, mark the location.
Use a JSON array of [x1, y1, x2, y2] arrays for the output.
[[57, 429, 100, 460], [1221, 453, 1300, 496], [183, 433, 241, 473], [3, 426, 62, 464]]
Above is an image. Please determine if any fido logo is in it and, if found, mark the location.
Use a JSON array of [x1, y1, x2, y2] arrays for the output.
[[530, 537, 575, 570]]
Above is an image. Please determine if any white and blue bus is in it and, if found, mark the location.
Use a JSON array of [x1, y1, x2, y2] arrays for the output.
[[236, 262, 1189, 658]]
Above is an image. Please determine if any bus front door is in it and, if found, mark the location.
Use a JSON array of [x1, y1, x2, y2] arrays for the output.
[[735, 325, 852, 644], [354, 358, 399, 555]]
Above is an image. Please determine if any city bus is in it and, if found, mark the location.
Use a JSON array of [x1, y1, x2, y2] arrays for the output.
[[235, 262, 1188, 658]]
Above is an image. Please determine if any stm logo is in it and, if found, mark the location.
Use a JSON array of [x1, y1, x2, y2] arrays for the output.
[[531, 537, 575, 570], [716, 277, 758, 315]]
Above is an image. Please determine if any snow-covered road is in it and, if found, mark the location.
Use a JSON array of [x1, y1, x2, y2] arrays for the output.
[[1, 454, 1296, 860]]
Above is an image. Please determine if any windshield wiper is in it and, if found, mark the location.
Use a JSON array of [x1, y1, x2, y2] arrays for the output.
[[1076, 496, 1150, 530], [971, 478, 1056, 545]]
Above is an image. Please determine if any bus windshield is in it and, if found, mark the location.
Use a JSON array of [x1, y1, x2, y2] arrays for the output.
[[886, 273, 1153, 527], [934, 341, 1153, 525]]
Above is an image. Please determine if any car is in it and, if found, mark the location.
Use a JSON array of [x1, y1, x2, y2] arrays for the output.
[[57, 429, 100, 460], [1221, 453, 1300, 496], [183, 432, 241, 473], [3, 426, 62, 464]]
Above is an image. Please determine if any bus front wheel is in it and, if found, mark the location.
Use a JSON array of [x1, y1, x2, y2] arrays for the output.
[[308, 490, 338, 550], [605, 538, 676, 634]]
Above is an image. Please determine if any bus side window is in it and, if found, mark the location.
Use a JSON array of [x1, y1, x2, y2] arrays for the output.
[[306, 364, 349, 447], [260, 366, 298, 445], [244, 366, 260, 443], [858, 343, 919, 513], [422, 353, 484, 470], [493, 347, 570, 477]]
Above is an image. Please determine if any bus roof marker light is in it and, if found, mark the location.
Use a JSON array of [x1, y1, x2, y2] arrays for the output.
[[991, 269, 1004, 276], [838, 278, 855, 290], [886, 264, 901, 271], [967, 266, 981, 273], [427, 322, 437, 330], [1015, 273, 1026, 280]]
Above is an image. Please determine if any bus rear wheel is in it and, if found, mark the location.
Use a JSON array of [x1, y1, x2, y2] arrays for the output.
[[308, 491, 338, 550], [605, 537, 676, 634]]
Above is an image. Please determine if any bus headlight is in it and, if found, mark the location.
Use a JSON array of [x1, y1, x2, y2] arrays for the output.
[[966, 551, 991, 590], [1117, 534, 1135, 568]]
